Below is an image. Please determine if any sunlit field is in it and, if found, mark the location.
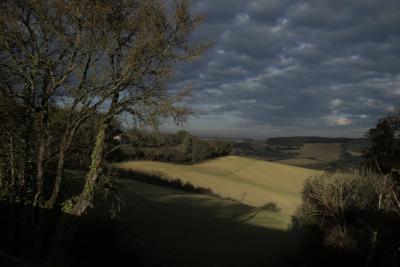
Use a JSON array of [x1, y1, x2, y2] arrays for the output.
[[114, 156, 322, 227]]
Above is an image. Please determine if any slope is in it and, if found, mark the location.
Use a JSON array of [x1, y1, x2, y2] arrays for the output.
[[114, 156, 322, 218]]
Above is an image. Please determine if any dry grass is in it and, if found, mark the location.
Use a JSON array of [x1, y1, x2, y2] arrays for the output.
[[114, 156, 322, 217]]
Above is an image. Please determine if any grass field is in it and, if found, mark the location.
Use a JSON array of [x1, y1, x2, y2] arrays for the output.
[[67, 156, 323, 266], [114, 156, 322, 223], [65, 172, 301, 266], [119, 179, 302, 266]]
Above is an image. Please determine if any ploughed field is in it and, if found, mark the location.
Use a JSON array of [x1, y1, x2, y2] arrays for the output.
[[114, 156, 322, 229]]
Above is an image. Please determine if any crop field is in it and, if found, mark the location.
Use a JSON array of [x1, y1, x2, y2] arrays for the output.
[[294, 143, 341, 162], [114, 156, 322, 223], [233, 138, 363, 169], [274, 158, 324, 166]]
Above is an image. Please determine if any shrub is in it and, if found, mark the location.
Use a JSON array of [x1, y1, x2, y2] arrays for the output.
[[297, 171, 400, 266]]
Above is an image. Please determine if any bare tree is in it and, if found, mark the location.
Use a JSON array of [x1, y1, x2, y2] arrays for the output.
[[0, 0, 208, 212], [69, 0, 208, 215], [0, 0, 102, 208]]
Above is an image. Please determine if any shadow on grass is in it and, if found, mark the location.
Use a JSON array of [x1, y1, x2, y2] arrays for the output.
[[2, 170, 364, 266], [114, 168, 223, 198], [118, 178, 303, 267], [61, 170, 400, 266], [63, 173, 301, 266]]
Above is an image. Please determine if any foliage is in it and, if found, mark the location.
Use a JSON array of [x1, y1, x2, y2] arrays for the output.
[[364, 109, 400, 174]]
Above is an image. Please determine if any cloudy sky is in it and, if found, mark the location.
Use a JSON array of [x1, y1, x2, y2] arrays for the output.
[[167, 0, 400, 139]]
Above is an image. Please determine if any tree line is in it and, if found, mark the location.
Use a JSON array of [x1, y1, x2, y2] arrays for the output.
[[107, 130, 233, 164]]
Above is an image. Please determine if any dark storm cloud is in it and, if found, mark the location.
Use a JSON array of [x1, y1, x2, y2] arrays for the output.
[[170, 0, 400, 137]]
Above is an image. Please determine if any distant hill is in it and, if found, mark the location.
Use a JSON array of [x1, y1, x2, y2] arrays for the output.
[[266, 136, 366, 146], [231, 136, 367, 170]]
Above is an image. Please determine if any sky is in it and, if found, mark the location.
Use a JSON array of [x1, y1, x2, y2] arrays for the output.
[[166, 0, 400, 139]]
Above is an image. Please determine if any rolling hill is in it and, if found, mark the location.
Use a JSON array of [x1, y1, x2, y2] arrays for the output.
[[64, 156, 323, 265], [232, 137, 366, 169], [114, 156, 323, 227], [65, 168, 299, 266]]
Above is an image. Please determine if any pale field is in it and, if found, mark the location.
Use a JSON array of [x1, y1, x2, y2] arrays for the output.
[[274, 158, 323, 166], [114, 156, 322, 220], [294, 143, 341, 162]]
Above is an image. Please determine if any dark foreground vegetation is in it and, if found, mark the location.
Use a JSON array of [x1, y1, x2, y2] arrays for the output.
[[293, 171, 400, 267], [291, 110, 400, 267], [0, 200, 155, 267]]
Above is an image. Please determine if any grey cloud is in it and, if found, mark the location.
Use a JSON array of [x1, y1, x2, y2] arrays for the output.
[[169, 0, 400, 137]]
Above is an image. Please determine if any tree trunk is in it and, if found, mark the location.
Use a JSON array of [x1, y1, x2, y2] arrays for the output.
[[70, 92, 119, 216], [71, 126, 107, 216], [44, 123, 80, 209], [365, 230, 378, 267], [8, 135, 15, 199], [44, 143, 67, 209], [34, 136, 46, 207]]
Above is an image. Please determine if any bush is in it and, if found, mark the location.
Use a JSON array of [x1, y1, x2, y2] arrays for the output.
[[296, 171, 400, 266]]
